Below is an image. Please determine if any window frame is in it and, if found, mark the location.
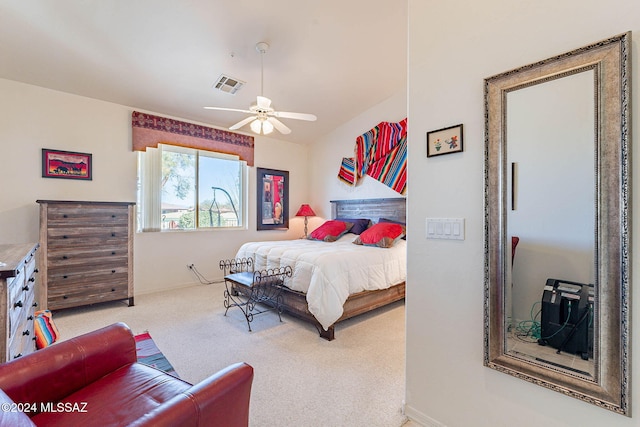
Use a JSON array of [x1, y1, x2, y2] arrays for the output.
[[137, 143, 247, 232]]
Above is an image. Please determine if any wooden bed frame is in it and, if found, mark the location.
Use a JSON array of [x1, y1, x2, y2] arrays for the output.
[[257, 197, 407, 340]]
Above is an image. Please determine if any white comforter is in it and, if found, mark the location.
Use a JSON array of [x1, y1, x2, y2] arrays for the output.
[[235, 233, 406, 330]]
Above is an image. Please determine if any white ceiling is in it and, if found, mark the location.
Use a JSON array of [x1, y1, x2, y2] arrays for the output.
[[0, 1, 407, 145]]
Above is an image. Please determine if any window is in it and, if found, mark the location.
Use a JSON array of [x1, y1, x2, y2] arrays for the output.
[[137, 144, 246, 232]]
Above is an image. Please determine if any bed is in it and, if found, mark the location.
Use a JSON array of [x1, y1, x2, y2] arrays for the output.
[[233, 198, 406, 340]]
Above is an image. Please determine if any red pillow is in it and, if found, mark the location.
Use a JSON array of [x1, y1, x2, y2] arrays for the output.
[[353, 222, 405, 248], [308, 220, 352, 242]]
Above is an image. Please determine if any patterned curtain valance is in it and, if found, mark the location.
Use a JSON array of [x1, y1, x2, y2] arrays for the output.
[[338, 118, 407, 194], [131, 111, 254, 166]]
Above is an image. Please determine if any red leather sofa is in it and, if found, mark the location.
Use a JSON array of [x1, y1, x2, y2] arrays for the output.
[[0, 322, 253, 426]]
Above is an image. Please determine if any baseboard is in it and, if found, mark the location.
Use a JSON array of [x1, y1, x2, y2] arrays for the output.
[[404, 404, 446, 427]]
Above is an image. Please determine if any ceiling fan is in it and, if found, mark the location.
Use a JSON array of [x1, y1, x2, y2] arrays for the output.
[[204, 42, 317, 135]]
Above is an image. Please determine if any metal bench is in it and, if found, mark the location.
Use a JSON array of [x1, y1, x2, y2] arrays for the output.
[[219, 258, 292, 332]]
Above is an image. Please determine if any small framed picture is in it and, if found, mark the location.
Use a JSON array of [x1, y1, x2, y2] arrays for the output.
[[42, 149, 92, 180], [426, 124, 464, 157]]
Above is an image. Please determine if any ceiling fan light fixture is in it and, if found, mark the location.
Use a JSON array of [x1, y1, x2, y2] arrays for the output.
[[262, 119, 274, 135], [250, 119, 262, 134], [249, 117, 274, 135]]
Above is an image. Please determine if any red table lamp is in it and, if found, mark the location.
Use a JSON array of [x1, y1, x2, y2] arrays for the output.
[[295, 204, 316, 238]]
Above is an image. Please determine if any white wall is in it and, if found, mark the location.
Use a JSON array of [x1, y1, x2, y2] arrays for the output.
[[308, 90, 407, 230], [406, 1, 639, 426], [0, 78, 310, 294]]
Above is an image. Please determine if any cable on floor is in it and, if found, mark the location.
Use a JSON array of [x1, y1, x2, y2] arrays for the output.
[[187, 264, 223, 285]]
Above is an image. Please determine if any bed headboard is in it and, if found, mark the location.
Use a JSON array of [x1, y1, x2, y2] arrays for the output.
[[330, 198, 406, 224]]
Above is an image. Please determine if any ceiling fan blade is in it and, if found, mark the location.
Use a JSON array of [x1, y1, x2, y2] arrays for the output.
[[267, 117, 291, 134], [272, 111, 317, 121], [229, 115, 258, 130], [204, 106, 253, 114], [257, 96, 272, 109]]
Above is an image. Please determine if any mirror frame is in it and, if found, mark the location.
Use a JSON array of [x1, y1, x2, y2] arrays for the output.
[[484, 32, 631, 415]]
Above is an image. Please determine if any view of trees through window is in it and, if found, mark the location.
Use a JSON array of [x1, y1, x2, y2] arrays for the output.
[[161, 147, 242, 230]]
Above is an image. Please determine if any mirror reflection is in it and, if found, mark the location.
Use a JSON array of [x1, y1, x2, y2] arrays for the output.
[[505, 70, 596, 378], [484, 32, 631, 415]]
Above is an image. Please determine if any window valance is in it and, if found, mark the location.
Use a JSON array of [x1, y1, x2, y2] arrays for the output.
[[131, 111, 254, 166]]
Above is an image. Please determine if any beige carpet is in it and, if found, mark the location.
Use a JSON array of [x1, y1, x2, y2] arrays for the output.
[[53, 282, 409, 427]]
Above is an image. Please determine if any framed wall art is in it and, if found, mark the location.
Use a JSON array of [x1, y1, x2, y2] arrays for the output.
[[42, 149, 93, 180], [426, 124, 464, 157], [256, 167, 289, 230]]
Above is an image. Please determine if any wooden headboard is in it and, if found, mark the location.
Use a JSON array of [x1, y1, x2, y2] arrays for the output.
[[330, 198, 406, 223]]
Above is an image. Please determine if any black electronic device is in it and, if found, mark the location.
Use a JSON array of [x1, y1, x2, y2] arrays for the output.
[[539, 278, 593, 360]]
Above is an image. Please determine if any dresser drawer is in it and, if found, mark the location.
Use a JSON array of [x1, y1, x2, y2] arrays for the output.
[[48, 263, 128, 284], [47, 226, 129, 249], [47, 246, 129, 269], [46, 205, 130, 227], [25, 254, 37, 276], [8, 331, 35, 361], [47, 279, 129, 310], [10, 273, 36, 302], [9, 289, 35, 339], [8, 335, 25, 360], [8, 270, 25, 308]]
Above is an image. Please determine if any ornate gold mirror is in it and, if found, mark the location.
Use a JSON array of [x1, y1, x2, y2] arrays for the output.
[[484, 32, 631, 415]]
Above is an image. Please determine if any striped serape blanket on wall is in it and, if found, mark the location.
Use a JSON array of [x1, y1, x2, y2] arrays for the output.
[[338, 118, 407, 194]]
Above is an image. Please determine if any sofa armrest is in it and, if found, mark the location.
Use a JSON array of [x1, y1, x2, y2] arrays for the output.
[[0, 322, 137, 406], [130, 362, 254, 427]]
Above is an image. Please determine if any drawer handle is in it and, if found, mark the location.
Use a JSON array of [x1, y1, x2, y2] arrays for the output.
[[63, 275, 68, 279], [63, 214, 68, 218], [63, 295, 68, 299], [14, 301, 23, 308], [112, 214, 116, 218], [13, 353, 22, 359], [22, 330, 30, 336], [111, 288, 116, 292], [112, 270, 116, 273], [63, 235, 68, 239], [63, 255, 68, 259], [111, 232, 116, 237], [111, 251, 116, 255], [32, 302, 38, 307], [22, 285, 29, 291], [29, 277, 35, 283]]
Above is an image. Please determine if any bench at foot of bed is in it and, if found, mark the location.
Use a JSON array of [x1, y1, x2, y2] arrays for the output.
[[219, 258, 292, 332]]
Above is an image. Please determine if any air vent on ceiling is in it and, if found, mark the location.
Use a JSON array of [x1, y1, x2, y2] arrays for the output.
[[213, 74, 245, 94]]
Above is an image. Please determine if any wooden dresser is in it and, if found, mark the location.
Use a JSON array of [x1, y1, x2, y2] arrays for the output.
[[37, 200, 135, 311], [0, 243, 39, 362]]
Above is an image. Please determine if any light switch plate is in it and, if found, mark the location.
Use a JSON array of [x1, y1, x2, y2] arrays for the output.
[[426, 218, 465, 240]]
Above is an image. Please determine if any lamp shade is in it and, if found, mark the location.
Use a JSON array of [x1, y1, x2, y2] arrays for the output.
[[250, 119, 261, 134], [295, 204, 316, 217], [262, 119, 274, 134]]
